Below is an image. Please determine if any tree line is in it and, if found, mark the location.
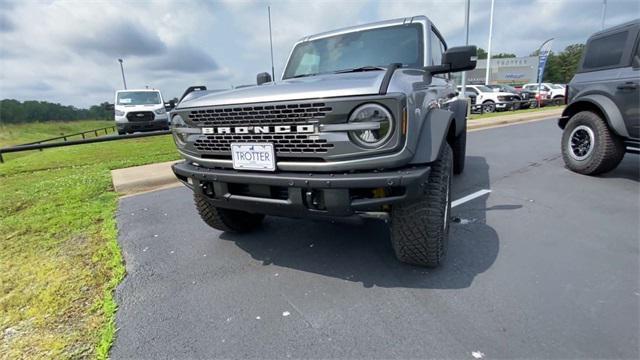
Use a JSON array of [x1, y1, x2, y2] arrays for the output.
[[0, 99, 113, 124]]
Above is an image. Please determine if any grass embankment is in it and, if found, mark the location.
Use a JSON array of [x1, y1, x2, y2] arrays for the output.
[[469, 104, 563, 120], [0, 121, 180, 358]]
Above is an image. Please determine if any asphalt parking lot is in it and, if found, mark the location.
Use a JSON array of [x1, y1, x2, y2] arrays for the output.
[[111, 117, 639, 359]]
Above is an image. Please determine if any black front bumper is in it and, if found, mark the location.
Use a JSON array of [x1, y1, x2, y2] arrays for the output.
[[117, 119, 169, 133], [172, 161, 431, 217]]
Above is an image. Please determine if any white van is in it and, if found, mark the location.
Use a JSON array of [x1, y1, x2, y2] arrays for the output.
[[114, 89, 169, 135]]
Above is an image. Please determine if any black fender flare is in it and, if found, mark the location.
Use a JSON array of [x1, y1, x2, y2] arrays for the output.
[[560, 95, 628, 138], [448, 98, 468, 139], [409, 108, 453, 164]]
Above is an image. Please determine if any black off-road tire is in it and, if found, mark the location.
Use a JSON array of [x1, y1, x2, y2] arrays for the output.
[[117, 130, 125, 136], [452, 129, 466, 175], [390, 144, 453, 267], [561, 111, 625, 175], [194, 193, 265, 232]]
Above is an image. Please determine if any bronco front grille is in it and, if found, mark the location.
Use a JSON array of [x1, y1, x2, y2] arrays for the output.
[[194, 134, 334, 154], [187, 102, 333, 126]]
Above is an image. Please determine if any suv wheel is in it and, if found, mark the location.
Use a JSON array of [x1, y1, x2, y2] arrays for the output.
[[553, 96, 565, 106], [482, 100, 495, 113], [194, 193, 265, 232], [561, 111, 625, 175], [390, 144, 452, 267]]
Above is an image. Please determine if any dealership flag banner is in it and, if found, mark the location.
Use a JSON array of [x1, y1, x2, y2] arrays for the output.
[[537, 40, 554, 83]]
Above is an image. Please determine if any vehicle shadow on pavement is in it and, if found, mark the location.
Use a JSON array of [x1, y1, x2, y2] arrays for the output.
[[220, 156, 502, 289], [600, 156, 640, 182]]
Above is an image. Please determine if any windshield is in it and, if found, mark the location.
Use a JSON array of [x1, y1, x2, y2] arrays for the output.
[[117, 91, 161, 105], [475, 85, 493, 92], [283, 24, 423, 79]]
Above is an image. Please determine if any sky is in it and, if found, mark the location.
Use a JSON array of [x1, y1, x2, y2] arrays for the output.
[[0, 0, 638, 108]]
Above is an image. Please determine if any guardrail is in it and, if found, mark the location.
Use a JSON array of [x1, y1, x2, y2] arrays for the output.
[[0, 130, 171, 163], [22, 125, 118, 146]]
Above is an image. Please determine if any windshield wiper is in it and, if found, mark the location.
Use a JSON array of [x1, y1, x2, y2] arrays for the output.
[[333, 66, 387, 74], [289, 73, 318, 79]]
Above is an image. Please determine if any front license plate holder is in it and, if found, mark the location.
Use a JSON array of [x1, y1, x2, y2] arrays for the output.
[[230, 143, 276, 171]]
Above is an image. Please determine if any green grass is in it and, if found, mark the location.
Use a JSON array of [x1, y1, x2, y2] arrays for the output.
[[0, 121, 180, 359], [469, 104, 564, 120]]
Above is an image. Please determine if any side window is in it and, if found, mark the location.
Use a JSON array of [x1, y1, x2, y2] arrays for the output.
[[582, 30, 629, 70], [468, 88, 479, 95]]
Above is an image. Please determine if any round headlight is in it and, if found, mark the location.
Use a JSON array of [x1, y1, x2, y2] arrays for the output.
[[171, 114, 186, 128], [348, 103, 393, 148], [171, 115, 187, 146]]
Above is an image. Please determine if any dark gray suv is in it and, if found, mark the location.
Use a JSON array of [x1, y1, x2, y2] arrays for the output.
[[559, 19, 640, 175]]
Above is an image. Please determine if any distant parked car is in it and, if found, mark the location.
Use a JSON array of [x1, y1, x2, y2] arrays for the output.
[[456, 90, 481, 112], [458, 85, 517, 113], [522, 83, 565, 105], [558, 19, 639, 175], [114, 89, 170, 135], [486, 84, 536, 109]]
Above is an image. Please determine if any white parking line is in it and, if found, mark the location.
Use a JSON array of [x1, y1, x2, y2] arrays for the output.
[[452, 189, 492, 208]]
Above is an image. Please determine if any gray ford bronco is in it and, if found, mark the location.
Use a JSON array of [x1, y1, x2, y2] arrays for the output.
[[170, 16, 477, 267], [559, 19, 640, 175]]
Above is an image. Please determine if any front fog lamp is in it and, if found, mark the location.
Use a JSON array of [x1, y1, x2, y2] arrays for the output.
[[171, 114, 188, 146], [348, 103, 393, 148]]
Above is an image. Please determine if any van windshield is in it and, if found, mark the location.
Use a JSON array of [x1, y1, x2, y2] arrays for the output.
[[283, 24, 423, 79], [117, 91, 161, 105]]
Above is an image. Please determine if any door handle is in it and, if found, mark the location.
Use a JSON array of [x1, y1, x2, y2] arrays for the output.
[[617, 82, 638, 90]]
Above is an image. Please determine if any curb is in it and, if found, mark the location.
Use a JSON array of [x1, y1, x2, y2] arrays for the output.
[[468, 108, 563, 130], [111, 160, 180, 195]]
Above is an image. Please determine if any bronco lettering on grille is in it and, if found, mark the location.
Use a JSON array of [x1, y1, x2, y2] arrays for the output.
[[202, 125, 315, 134]]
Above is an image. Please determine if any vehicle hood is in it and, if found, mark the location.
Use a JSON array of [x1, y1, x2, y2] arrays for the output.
[[115, 103, 163, 111], [177, 71, 386, 109], [493, 91, 516, 96]]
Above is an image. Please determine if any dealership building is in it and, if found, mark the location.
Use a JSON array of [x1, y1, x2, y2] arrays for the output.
[[453, 56, 539, 85]]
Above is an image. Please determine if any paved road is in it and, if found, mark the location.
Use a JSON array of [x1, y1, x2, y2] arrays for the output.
[[112, 118, 639, 359]]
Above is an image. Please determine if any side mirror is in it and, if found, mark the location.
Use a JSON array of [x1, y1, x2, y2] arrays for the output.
[[165, 100, 176, 111], [424, 45, 477, 78], [257, 72, 272, 85]]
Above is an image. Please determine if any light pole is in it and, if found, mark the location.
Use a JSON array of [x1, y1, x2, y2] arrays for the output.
[[484, 0, 495, 85], [601, 0, 607, 30], [460, 0, 471, 99], [118, 58, 127, 90], [268, 6, 275, 83]]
